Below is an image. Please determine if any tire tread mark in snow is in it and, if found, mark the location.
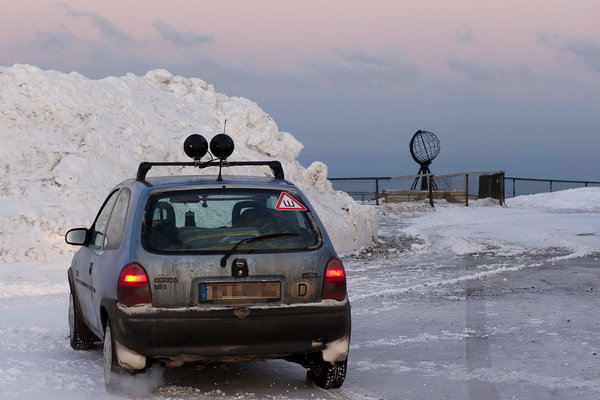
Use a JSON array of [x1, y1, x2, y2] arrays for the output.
[[315, 383, 382, 400]]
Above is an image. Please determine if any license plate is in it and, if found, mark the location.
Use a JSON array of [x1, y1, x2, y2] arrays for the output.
[[199, 282, 280, 302]]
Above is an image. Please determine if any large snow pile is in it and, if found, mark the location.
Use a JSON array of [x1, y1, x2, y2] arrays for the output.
[[0, 64, 377, 263]]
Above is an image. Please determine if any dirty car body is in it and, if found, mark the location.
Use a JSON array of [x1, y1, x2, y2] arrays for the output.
[[65, 146, 350, 391]]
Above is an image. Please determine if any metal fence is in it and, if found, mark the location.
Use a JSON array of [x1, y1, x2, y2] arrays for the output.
[[329, 171, 505, 206], [505, 177, 600, 198], [326, 176, 391, 204], [330, 173, 600, 206]]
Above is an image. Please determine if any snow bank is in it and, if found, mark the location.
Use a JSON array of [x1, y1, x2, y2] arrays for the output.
[[397, 188, 600, 260], [0, 64, 377, 263], [506, 187, 600, 213]]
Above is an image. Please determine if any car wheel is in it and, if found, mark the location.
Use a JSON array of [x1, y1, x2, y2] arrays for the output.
[[103, 320, 123, 393], [310, 359, 347, 389], [68, 292, 94, 350]]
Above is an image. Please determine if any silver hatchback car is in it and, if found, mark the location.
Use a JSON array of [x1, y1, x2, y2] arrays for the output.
[[65, 134, 351, 392]]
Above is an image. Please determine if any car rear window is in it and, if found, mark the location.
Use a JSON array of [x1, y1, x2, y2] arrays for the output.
[[143, 188, 322, 253]]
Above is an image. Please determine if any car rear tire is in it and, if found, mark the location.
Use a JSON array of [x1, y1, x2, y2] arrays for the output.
[[68, 292, 94, 350], [310, 359, 347, 389], [103, 320, 124, 393]]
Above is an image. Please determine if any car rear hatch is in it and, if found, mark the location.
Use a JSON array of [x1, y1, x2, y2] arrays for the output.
[[137, 186, 338, 307], [139, 250, 335, 307]]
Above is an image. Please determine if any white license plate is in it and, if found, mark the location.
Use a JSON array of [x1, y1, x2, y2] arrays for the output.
[[199, 282, 280, 302]]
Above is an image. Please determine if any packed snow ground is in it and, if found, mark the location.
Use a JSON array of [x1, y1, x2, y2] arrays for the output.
[[343, 189, 599, 399], [399, 187, 600, 262], [1, 187, 599, 399], [0, 64, 376, 263]]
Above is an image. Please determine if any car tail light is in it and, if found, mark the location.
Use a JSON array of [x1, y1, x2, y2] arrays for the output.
[[322, 258, 347, 301], [117, 263, 151, 307]]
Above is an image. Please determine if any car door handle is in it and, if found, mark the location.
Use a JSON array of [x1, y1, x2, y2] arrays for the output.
[[89, 263, 93, 275]]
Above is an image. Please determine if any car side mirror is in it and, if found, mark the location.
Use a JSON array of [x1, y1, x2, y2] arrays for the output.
[[65, 228, 89, 246]]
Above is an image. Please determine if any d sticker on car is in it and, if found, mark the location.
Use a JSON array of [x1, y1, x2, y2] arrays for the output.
[[275, 193, 307, 211], [289, 281, 315, 300]]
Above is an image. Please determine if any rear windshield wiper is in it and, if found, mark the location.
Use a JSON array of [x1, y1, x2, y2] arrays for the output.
[[220, 233, 299, 267]]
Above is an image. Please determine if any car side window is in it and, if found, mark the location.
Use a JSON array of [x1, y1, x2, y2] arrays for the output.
[[90, 190, 120, 249], [104, 189, 131, 250]]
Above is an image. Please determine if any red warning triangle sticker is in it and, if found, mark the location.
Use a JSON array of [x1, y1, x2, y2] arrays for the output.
[[275, 192, 307, 211]]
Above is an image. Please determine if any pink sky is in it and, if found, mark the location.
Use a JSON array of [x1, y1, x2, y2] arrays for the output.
[[2, 0, 599, 71]]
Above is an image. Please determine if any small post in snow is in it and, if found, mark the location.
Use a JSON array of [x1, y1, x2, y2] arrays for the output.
[[465, 173, 469, 207], [428, 175, 434, 207]]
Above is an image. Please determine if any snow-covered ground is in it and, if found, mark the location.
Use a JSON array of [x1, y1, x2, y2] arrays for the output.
[[345, 188, 600, 399], [1, 188, 599, 399], [398, 187, 600, 262]]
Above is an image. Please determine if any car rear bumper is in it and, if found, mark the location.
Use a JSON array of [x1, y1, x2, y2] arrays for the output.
[[111, 300, 351, 362]]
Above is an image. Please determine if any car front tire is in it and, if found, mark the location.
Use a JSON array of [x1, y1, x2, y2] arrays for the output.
[[68, 292, 94, 350], [310, 359, 347, 389]]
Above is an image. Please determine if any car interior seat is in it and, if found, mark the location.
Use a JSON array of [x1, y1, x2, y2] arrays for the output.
[[151, 201, 179, 248]]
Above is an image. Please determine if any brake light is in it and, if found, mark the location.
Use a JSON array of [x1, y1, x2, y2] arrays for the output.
[[326, 269, 344, 279], [322, 258, 347, 301], [117, 263, 151, 307], [123, 274, 147, 283]]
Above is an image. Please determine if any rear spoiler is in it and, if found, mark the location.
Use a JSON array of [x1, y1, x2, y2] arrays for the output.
[[136, 161, 285, 181]]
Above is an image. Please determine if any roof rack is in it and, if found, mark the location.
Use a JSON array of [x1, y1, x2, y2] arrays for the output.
[[136, 160, 285, 181]]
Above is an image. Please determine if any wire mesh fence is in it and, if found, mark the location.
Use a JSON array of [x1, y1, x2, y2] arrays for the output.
[[326, 177, 392, 204], [329, 171, 505, 206], [330, 173, 600, 206]]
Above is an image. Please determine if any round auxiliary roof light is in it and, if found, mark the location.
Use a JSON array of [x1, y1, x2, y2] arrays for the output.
[[183, 134, 208, 161], [210, 134, 235, 160]]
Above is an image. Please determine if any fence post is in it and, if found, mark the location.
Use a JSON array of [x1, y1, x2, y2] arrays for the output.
[[465, 173, 469, 207], [512, 178, 516, 198], [500, 172, 505, 206], [375, 178, 380, 206], [428, 175, 434, 207], [550, 181, 553, 193]]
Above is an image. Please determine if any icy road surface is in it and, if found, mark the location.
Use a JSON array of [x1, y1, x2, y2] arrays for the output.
[[346, 214, 600, 400], [1, 197, 599, 399]]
